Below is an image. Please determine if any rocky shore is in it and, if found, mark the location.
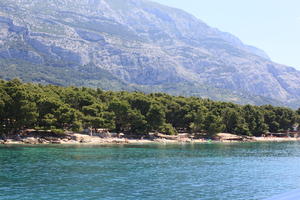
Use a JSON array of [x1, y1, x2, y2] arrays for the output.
[[1, 132, 300, 145], [0, 132, 202, 145]]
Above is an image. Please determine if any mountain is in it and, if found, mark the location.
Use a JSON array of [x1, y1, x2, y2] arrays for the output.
[[0, 0, 300, 107]]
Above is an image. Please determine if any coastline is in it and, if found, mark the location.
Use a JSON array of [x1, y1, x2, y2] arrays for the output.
[[1, 133, 300, 145]]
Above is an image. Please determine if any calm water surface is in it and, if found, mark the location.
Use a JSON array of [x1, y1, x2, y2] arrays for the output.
[[1, 142, 300, 200]]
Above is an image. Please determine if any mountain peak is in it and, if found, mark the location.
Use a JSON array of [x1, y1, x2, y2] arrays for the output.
[[0, 0, 299, 107]]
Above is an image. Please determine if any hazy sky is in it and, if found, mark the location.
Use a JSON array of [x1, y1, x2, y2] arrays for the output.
[[153, 0, 300, 69]]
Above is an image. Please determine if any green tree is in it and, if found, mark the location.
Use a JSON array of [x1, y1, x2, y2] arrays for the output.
[[243, 105, 268, 136], [263, 106, 279, 133], [2, 79, 38, 135], [189, 106, 207, 133], [159, 123, 177, 135], [62, 87, 95, 110], [204, 113, 224, 138], [127, 109, 147, 135], [128, 94, 152, 116], [82, 103, 115, 130], [54, 105, 82, 131], [222, 108, 250, 135], [146, 104, 165, 131], [275, 107, 297, 131], [37, 97, 62, 128], [0, 87, 10, 136], [108, 100, 131, 132]]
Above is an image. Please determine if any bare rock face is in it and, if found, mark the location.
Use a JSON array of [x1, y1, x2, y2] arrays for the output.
[[0, 0, 300, 107]]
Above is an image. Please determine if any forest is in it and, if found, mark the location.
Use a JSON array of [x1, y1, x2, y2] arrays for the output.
[[0, 79, 299, 138]]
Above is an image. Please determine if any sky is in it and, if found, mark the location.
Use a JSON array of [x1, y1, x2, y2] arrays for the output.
[[153, 0, 300, 69]]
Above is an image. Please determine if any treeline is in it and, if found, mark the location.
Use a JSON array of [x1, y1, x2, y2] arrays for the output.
[[0, 79, 299, 138]]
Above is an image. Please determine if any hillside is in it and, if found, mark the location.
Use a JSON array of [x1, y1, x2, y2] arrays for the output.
[[0, 0, 300, 107]]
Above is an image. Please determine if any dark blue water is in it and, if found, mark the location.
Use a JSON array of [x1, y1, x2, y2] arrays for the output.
[[1, 142, 300, 200]]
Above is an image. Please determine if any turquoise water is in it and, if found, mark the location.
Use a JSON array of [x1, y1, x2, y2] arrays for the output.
[[1, 142, 300, 200]]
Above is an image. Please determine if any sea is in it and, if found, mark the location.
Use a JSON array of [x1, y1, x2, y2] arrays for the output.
[[1, 142, 300, 200]]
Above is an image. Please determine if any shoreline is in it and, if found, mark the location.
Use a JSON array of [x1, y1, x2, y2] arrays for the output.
[[1, 133, 300, 145]]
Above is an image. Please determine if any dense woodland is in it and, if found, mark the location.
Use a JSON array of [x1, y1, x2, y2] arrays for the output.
[[0, 79, 299, 138]]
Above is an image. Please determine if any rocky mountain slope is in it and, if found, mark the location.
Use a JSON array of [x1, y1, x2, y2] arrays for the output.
[[0, 0, 299, 107]]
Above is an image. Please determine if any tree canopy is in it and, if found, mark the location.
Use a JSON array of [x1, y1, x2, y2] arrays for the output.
[[0, 79, 299, 138]]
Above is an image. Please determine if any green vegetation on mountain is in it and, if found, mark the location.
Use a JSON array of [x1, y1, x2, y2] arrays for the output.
[[0, 58, 287, 107], [1, 79, 299, 138], [0, 58, 133, 90]]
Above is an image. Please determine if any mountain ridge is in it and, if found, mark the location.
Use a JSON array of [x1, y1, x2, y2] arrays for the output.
[[0, 0, 299, 108]]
